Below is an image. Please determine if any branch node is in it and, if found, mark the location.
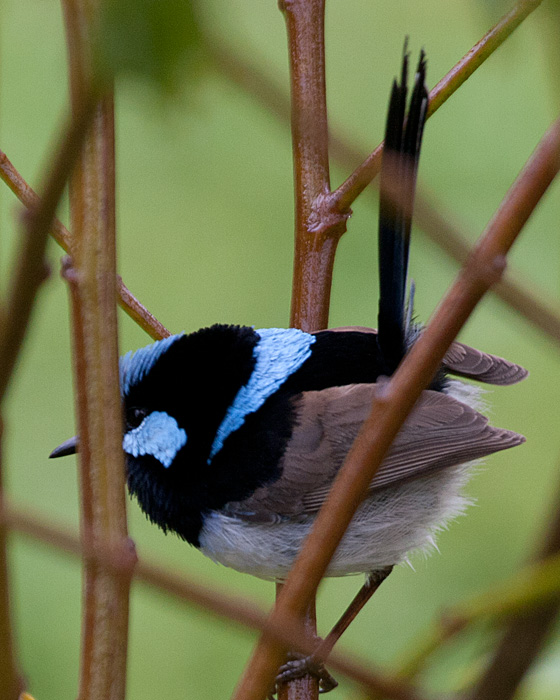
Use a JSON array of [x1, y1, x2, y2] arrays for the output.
[[60, 255, 79, 285], [468, 251, 507, 288], [121, 537, 139, 577], [311, 193, 351, 238], [96, 537, 138, 580], [278, 0, 294, 13], [492, 253, 508, 276]]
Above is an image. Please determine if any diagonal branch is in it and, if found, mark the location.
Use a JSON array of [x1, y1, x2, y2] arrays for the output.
[[0, 94, 97, 404], [329, 0, 544, 214], [231, 110, 560, 700], [0, 150, 169, 341]]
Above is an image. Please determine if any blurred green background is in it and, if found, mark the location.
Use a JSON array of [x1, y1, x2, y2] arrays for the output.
[[2, 0, 560, 698]]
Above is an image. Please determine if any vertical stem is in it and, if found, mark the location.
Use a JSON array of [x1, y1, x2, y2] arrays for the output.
[[276, 583, 319, 700], [61, 2, 135, 700], [71, 96, 133, 700], [280, 1, 336, 697], [0, 419, 24, 700], [282, 0, 346, 332]]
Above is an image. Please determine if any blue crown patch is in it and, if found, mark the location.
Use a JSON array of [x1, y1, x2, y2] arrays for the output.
[[120, 334, 183, 396]]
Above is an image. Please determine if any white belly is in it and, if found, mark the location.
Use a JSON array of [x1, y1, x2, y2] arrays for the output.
[[199, 462, 472, 580]]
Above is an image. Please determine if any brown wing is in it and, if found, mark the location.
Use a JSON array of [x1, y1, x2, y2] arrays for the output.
[[226, 384, 524, 520], [442, 341, 528, 385], [323, 327, 527, 386]]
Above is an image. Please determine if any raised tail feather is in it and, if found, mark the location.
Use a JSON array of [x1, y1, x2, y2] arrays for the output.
[[378, 48, 428, 375]]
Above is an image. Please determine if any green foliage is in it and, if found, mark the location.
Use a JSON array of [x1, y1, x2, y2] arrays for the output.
[[96, 0, 201, 91]]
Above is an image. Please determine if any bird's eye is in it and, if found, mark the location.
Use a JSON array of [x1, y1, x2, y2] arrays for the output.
[[126, 407, 148, 429]]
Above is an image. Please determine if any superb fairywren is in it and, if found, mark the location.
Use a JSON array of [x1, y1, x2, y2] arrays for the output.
[[51, 53, 526, 587]]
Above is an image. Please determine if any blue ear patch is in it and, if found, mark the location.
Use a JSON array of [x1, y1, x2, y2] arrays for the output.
[[208, 327, 315, 461], [120, 334, 183, 396], [123, 411, 187, 468]]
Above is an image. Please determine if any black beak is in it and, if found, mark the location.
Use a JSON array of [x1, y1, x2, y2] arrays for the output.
[[49, 436, 79, 458]]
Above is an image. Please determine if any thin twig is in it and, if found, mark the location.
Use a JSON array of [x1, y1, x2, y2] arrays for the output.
[[0, 419, 24, 700], [231, 110, 560, 700], [117, 276, 169, 340], [329, 0, 544, 213], [0, 94, 97, 404], [0, 500, 429, 700], [0, 149, 169, 341]]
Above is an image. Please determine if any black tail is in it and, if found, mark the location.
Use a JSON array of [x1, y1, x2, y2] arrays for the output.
[[378, 48, 428, 375]]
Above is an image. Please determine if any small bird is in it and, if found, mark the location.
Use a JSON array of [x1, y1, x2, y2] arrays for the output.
[[51, 50, 526, 688]]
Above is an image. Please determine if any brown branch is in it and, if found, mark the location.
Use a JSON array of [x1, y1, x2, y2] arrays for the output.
[[117, 276, 169, 340], [231, 110, 560, 700], [469, 466, 560, 700], [276, 583, 320, 700], [0, 19, 96, 695], [0, 501, 429, 700], [281, 0, 347, 332], [65, 163, 134, 700], [0, 150, 169, 341], [329, 0, 544, 213], [0, 419, 24, 700], [208, 14, 560, 350], [280, 2, 333, 697], [61, 2, 134, 699], [0, 93, 97, 404]]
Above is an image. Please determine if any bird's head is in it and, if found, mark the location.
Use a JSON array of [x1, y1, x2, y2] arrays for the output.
[[51, 325, 261, 541]]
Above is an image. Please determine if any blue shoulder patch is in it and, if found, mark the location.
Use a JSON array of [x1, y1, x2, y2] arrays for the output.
[[208, 327, 315, 461], [120, 334, 183, 396], [123, 411, 187, 468]]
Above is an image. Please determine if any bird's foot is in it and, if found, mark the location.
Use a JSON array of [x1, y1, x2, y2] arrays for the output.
[[273, 651, 338, 695]]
